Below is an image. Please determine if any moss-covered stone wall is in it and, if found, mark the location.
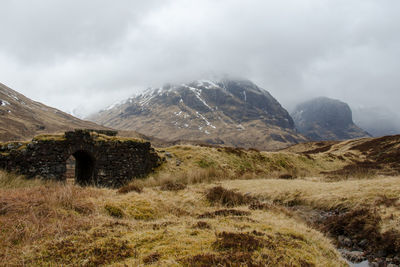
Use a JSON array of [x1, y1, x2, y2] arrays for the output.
[[0, 130, 161, 187]]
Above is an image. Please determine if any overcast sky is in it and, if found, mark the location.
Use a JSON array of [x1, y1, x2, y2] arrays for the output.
[[0, 0, 399, 117]]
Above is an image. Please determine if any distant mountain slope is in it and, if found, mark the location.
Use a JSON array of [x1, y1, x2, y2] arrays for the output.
[[282, 134, 400, 176], [0, 82, 106, 141], [89, 79, 307, 150], [291, 97, 370, 141], [352, 106, 400, 137]]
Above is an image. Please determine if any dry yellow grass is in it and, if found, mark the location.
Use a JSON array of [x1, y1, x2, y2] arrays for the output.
[[32, 134, 67, 141], [0, 171, 346, 266], [142, 145, 349, 187], [0, 170, 45, 189], [115, 143, 353, 195], [0, 184, 101, 265], [90, 132, 146, 143], [220, 176, 400, 232], [28, 132, 146, 143], [2, 136, 400, 265], [221, 176, 400, 209]]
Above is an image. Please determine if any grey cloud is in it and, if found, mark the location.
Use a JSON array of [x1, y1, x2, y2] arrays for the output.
[[0, 0, 167, 63], [0, 0, 399, 119]]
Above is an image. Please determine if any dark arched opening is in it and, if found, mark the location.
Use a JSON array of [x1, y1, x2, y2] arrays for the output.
[[69, 150, 96, 186]]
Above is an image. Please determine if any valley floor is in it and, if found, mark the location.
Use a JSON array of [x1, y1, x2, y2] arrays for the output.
[[1, 170, 399, 266], [1, 135, 400, 266]]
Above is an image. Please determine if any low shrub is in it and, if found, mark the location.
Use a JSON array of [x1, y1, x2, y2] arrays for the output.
[[143, 252, 161, 264], [205, 186, 254, 207], [193, 221, 211, 229], [35, 235, 134, 266], [117, 183, 143, 194], [198, 209, 251, 219], [279, 174, 293, 179], [213, 232, 264, 252], [160, 181, 186, 191]]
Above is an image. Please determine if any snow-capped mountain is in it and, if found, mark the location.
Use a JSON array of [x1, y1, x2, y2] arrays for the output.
[[89, 79, 307, 150]]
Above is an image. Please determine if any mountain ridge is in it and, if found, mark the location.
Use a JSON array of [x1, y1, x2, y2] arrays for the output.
[[89, 79, 307, 150]]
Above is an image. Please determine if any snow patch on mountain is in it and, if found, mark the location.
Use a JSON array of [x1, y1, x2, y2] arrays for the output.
[[196, 111, 216, 129], [185, 85, 213, 111], [0, 100, 10, 106]]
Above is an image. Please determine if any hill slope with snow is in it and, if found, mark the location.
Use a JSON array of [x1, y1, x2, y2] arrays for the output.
[[89, 79, 307, 150], [0, 82, 105, 141]]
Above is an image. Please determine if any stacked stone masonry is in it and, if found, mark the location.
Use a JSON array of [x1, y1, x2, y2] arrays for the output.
[[0, 130, 161, 188]]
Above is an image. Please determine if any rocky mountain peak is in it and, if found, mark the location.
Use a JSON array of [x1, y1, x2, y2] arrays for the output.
[[90, 79, 306, 150], [291, 97, 370, 141]]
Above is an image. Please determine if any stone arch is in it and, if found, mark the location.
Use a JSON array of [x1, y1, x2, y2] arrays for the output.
[[71, 150, 96, 186], [0, 130, 160, 188]]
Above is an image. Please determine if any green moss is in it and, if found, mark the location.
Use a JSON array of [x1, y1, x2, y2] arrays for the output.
[[238, 160, 253, 172], [277, 159, 288, 168], [196, 158, 216, 168], [91, 132, 146, 143], [104, 204, 124, 218], [126, 200, 157, 220], [0, 141, 29, 150], [33, 134, 66, 141]]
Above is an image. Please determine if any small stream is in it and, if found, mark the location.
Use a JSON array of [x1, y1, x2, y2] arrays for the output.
[[346, 259, 369, 267], [340, 247, 400, 266], [340, 248, 370, 267], [289, 207, 399, 267]]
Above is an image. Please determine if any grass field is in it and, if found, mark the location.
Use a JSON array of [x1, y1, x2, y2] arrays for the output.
[[1, 136, 400, 266], [0, 171, 347, 266]]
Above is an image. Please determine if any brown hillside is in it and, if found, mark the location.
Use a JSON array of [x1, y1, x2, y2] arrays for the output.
[[282, 134, 400, 177], [0, 82, 107, 141]]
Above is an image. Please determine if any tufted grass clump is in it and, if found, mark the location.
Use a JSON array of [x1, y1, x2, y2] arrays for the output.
[[196, 158, 216, 168], [0, 170, 45, 189], [213, 231, 265, 252], [126, 201, 157, 220], [160, 180, 186, 191], [205, 186, 254, 207], [104, 204, 124, 218], [117, 183, 143, 194], [33, 234, 134, 266], [198, 209, 251, 219], [143, 252, 161, 264]]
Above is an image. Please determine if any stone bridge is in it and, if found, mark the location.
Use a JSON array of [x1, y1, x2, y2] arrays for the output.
[[0, 130, 161, 187]]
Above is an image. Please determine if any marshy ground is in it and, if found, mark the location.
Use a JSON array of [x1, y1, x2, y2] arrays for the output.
[[1, 135, 400, 266]]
